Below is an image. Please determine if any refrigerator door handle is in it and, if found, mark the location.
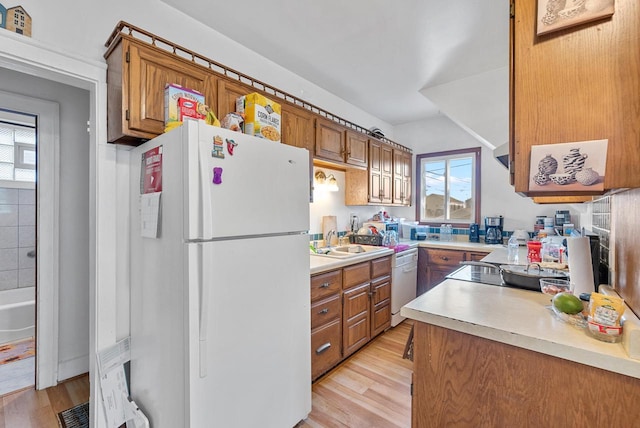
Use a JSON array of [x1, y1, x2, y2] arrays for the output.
[[199, 243, 211, 378], [198, 133, 213, 239]]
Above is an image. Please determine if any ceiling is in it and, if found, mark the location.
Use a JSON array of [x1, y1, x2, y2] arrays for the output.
[[160, 0, 510, 127]]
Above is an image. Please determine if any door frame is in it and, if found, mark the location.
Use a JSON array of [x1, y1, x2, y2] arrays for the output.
[[0, 30, 111, 428], [0, 90, 61, 388]]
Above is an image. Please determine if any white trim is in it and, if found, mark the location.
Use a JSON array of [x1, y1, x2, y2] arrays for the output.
[[0, 31, 109, 428], [0, 90, 60, 389]]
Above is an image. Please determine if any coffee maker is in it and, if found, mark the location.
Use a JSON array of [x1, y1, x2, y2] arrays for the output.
[[484, 216, 504, 244]]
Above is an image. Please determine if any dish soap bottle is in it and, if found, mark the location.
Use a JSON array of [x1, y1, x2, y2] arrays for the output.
[[507, 234, 519, 263]]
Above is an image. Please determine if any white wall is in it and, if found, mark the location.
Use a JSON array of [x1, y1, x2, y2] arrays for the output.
[[309, 166, 390, 236], [16, 0, 393, 138], [392, 115, 589, 233], [0, 68, 90, 379]]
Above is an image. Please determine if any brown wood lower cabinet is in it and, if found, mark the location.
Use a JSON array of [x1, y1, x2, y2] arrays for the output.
[[417, 247, 489, 295], [412, 322, 640, 427], [311, 255, 392, 381]]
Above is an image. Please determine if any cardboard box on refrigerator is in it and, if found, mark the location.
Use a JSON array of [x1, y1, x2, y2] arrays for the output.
[[236, 93, 281, 142], [164, 83, 206, 126]]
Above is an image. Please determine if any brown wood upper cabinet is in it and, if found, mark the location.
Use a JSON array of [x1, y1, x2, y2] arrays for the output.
[[105, 36, 217, 145], [345, 140, 411, 207], [217, 78, 251, 121], [369, 139, 393, 205], [393, 149, 412, 205], [510, 0, 640, 195]]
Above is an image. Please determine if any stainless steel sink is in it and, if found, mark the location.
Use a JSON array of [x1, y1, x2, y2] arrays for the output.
[[311, 244, 387, 258]]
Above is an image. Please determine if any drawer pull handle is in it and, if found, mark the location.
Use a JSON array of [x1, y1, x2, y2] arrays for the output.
[[318, 308, 329, 314], [320, 282, 330, 288], [316, 343, 332, 355], [441, 256, 449, 261]]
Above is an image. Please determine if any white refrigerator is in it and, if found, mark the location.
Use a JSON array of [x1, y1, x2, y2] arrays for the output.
[[129, 119, 311, 427]]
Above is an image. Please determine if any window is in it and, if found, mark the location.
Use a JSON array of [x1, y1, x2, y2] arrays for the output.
[[415, 147, 481, 226], [0, 109, 37, 183]]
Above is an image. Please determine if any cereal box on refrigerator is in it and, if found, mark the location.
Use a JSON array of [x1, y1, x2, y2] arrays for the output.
[[164, 83, 206, 126], [238, 93, 281, 143]]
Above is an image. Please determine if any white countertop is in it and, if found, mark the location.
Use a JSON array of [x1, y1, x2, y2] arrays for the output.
[[401, 279, 640, 379], [310, 247, 395, 275], [310, 240, 418, 274], [417, 240, 506, 252]]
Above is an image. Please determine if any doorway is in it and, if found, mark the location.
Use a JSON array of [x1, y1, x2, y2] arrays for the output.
[[0, 90, 60, 394]]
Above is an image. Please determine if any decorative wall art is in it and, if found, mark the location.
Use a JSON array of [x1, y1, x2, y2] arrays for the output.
[[537, 0, 614, 35], [0, 3, 31, 37], [529, 139, 608, 192]]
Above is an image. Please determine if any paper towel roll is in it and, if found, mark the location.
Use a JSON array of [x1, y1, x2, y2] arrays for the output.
[[567, 236, 595, 295]]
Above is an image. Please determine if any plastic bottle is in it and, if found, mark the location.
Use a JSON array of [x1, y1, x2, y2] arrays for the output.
[[507, 234, 519, 263]]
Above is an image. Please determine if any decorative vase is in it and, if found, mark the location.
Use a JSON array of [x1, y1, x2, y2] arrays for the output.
[[575, 167, 599, 186], [538, 154, 558, 175], [562, 148, 588, 180], [533, 172, 550, 185]]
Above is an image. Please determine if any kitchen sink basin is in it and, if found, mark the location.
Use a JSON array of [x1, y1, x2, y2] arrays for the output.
[[311, 244, 387, 258]]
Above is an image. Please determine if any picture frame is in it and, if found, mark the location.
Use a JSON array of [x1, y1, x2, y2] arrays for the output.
[[529, 139, 608, 192], [537, 0, 614, 36]]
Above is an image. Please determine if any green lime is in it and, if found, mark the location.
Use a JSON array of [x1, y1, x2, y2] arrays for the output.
[[552, 292, 583, 315]]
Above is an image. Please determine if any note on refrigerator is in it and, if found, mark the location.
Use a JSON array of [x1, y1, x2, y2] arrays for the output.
[[140, 192, 161, 238]]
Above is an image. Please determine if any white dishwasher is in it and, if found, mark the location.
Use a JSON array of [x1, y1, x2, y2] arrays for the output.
[[391, 248, 418, 327]]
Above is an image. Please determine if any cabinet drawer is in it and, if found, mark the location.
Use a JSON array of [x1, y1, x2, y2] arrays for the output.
[[311, 318, 342, 380], [343, 262, 370, 289], [311, 294, 341, 330], [371, 256, 392, 279], [467, 251, 490, 261], [427, 249, 465, 267], [311, 270, 342, 302]]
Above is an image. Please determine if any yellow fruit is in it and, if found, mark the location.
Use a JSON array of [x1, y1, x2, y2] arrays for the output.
[[553, 292, 583, 315]]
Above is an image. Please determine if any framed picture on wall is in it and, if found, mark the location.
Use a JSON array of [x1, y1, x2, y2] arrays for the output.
[[529, 139, 608, 192], [537, 0, 615, 35]]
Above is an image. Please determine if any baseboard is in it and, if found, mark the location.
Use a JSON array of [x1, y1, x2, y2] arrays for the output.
[[58, 354, 89, 382]]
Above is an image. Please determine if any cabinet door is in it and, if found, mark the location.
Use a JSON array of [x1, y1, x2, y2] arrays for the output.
[[511, 0, 640, 193], [282, 104, 314, 152], [126, 40, 216, 138], [315, 118, 345, 163], [426, 266, 452, 290], [370, 277, 391, 336], [393, 149, 404, 204], [343, 282, 371, 357], [369, 140, 383, 204], [402, 151, 412, 205], [380, 143, 393, 204], [217, 78, 251, 121], [417, 248, 429, 296], [345, 130, 368, 168], [282, 104, 314, 201]]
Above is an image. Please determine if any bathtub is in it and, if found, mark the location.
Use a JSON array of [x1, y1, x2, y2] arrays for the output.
[[0, 287, 35, 346]]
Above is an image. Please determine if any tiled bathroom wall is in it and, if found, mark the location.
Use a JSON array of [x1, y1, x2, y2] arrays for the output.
[[0, 187, 35, 291]]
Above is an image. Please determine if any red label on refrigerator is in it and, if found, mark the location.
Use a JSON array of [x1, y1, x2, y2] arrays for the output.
[[141, 146, 163, 194]]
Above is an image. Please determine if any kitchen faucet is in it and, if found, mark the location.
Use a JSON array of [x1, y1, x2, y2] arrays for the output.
[[325, 229, 336, 247]]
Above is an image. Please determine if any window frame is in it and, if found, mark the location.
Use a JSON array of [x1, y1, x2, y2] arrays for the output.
[[415, 147, 481, 227]]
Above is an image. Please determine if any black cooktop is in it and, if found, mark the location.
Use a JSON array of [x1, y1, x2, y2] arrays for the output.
[[446, 264, 504, 287]]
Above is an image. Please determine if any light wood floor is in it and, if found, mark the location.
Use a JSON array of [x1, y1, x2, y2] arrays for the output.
[[301, 320, 413, 428], [0, 321, 413, 427], [0, 374, 90, 428]]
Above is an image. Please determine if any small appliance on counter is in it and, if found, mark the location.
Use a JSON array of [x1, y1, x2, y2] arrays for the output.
[[484, 215, 503, 244], [469, 223, 480, 242], [410, 226, 427, 240]]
